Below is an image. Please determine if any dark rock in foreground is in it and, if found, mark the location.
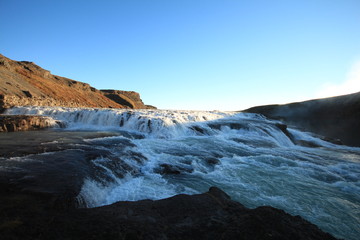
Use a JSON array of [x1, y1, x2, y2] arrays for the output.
[[244, 91, 360, 147], [0, 130, 337, 239], [0, 184, 337, 240]]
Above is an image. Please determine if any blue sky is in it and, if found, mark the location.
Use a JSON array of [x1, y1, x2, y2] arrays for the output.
[[1, 0, 359, 110]]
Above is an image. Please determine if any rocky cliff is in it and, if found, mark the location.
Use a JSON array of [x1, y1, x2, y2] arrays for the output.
[[0, 54, 154, 112], [244, 91, 360, 147], [101, 89, 156, 109]]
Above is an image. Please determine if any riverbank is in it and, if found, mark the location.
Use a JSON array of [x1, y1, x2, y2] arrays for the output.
[[244, 91, 360, 147], [0, 114, 60, 132], [0, 183, 337, 240]]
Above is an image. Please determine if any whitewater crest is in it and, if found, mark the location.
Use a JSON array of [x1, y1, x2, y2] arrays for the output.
[[4, 106, 337, 148], [5, 106, 276, 139], [3, 106, 360, 240]]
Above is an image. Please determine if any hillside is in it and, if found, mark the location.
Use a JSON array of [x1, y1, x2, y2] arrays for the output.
[[0, 54, 154, 112], [244, 92, 360, 147]]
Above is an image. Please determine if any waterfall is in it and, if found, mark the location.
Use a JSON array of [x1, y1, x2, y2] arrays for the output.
[[3, 106, 360, 240]]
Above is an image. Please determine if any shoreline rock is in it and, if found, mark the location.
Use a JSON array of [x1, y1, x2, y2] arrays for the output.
[[0, 114, 60, 132], [243, 91, 360, 147], [0, 184, 337, 240]]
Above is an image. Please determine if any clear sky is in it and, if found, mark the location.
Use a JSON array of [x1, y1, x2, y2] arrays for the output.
[[1, 0, 360, 110]]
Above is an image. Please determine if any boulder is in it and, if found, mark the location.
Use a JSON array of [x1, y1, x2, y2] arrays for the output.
[[0, 184, 337, 240], [0, 115, 59, 132]]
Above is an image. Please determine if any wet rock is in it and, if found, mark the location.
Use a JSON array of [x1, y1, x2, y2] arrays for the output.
[[208, 123, 221, 130], [275, 122, 287, 133], [319, 136, 343, 145], [229, 122, 246, 129], [0, 185, 338, 240], [190, 125, 206, 135], [295, 140, 322, 148], [205, 157, 220, 165], [55, 120, 66, 128], [0, 115, 58, 132], [157, 163, 193, 175], [275, 122, 296, 142], [160, 164, 181, 174]]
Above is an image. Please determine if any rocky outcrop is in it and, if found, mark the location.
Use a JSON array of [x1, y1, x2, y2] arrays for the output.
[[0, 184, 337, 240], [0, 54, 154, 111], [0, 115, 59, 132], [101, 89, 156, 109], [243, 91, 360, 147]]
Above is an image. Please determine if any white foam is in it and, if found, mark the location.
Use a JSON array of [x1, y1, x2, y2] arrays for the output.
[[4, 106, 360, 240], [5, 106, 236, 137]]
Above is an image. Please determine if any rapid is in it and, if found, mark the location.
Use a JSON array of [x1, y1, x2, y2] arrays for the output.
[[3, 106, 360, 240]]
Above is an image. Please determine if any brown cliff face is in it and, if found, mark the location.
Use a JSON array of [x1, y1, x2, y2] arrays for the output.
[[101, 89, 156, 109], [0, 54, 154, 111]]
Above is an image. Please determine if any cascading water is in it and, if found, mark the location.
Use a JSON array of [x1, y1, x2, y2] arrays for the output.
[[3, 106, 360, 240]]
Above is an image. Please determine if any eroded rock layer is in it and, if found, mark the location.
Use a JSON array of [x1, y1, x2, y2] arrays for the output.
[[0, 54, 153, 111], [0, 115, 59, 132], [101, 89, 156, 109]]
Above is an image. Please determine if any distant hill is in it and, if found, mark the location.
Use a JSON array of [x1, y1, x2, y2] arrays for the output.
[[0, 54, 155, 112], [244, 92, 360, 147]]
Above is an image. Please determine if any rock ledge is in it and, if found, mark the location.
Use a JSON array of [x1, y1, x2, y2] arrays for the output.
[[0, 114, 59, 132]]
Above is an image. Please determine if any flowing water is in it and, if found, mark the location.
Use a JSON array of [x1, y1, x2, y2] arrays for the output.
[[2, 106, 360, 240]]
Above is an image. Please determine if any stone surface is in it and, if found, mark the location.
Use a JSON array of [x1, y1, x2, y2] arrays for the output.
[[0, 114, 59, 132], [101, 89, 156, 109], [0, 54, 154, 111], [0, 184, 337, 240], [244, 91, 360, 147]]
